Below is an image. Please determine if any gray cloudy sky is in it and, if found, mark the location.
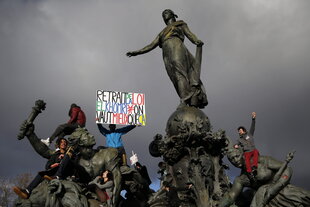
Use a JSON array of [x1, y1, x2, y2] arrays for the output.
[[1, 0, 310, 190]]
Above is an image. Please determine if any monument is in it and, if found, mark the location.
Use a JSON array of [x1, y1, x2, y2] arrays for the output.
[[13, 9, 310, 207]]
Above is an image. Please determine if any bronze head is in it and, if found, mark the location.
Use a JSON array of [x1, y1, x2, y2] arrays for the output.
[[162, 9, 178, 24], [227, 147, 244, 168]]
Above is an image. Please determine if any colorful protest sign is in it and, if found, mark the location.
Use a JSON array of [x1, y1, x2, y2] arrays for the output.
[[96, 90, 146, 126]]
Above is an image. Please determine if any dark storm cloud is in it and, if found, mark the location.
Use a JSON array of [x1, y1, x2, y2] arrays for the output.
[[0, 0, 309, 190]]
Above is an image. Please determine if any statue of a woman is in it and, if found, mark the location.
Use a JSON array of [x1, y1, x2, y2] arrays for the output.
[[219, 148, 310, 207], [127, 9, 208, 108]]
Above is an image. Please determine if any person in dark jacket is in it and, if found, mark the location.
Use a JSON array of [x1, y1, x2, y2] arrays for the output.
[[135, 162, 152, 185], [162, 181, 192, 207], [234, 112, 259, 178], [41, 103, 86, 146], [97, 124, 136, 165], [13, 138, 68, 199]]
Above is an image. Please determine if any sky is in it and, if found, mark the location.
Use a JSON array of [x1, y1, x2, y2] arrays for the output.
[[0, 0, 309, 191]]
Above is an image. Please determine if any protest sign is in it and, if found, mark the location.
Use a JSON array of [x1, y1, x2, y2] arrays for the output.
[[130, 151, 138, 166], [96, 90, 146, 126]]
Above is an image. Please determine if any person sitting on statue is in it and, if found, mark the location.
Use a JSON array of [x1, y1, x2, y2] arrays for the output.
[[17, 117, 123, 206], [219, 148, 310, 207], [234, 112, 259, 180], [97, 123, 136, 165], [13, 137, 68, 199], [162, 181, 193, 207], [44, 135, 82, 181], [41, 103, 86, 146], [88, 170, 114, 207]]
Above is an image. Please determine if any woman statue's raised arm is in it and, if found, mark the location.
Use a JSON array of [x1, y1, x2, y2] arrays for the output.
[[182, 23, 204, 46]]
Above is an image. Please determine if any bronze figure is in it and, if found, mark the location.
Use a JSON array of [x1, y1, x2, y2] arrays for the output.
[[219, 148, 310, 207], [127, 9, 208, 108]]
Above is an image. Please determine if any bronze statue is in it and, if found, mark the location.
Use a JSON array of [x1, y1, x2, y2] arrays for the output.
[[15, 101, 152, 207], [127, 9, 208, 108], [148, 105, 230, 207], [219, 147, 310, 207], [16, 121, 122, 207]]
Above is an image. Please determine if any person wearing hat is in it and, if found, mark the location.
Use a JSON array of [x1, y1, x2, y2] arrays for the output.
[[41, 103, 86, 146], [234, 112, 259, 179]]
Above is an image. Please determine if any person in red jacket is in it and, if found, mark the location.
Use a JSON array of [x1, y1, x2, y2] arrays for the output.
[[41, 103, 86, 146]]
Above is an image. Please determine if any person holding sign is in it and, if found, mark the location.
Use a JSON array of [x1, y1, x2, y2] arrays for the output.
[[130, 151, 152, 185], [135, 162, 152, 186], [97, 124, 136, 165]]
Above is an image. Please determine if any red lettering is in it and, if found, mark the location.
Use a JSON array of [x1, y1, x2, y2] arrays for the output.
[[113, 113, 129, 125], [137, 94, 144, 105], [131, 93, 136, 105], [113, 113, 119, 124]]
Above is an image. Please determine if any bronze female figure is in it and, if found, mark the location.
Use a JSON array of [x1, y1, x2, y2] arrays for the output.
[[127, 9, 208, 108]]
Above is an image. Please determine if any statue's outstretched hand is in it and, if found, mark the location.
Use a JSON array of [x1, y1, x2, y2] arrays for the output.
[[126, 51, 138, 57], [195, 40, 204, 46]]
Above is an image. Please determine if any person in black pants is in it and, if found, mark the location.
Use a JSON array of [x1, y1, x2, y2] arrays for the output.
[[135, 162, 152, 185], [13, 138, 68, 199]]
